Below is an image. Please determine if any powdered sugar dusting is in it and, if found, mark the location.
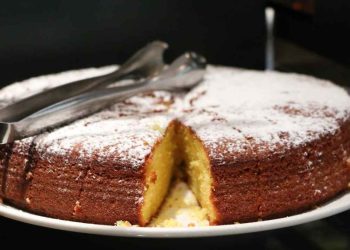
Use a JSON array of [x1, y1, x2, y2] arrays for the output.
[[181, 66, 350, 161], [34, 92, 176, 168], [0, 66, 175, 169], [0, 66, 116, 108], [1, 65, 350, 167]]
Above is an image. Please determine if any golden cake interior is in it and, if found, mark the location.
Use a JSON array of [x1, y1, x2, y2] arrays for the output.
[[178, 124, 217, 224], [141, 122, 216, 226], [141, 123, 179, 225]]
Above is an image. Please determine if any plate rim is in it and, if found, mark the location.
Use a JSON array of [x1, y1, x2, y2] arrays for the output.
[[1, 191, 350, 238]]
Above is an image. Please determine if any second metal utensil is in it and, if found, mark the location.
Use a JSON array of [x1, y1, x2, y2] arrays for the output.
[[0, 52, 206, 144], [0, 41, 168, 122]]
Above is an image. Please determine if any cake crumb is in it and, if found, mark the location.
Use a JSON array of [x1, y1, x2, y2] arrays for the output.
[[75, 171, 83, 181], [73, 201, 81, 215], [25, 171, 33, 181], [115, 220, 132, 227], [149, 171, 158, 184], [314, 189, 322, 195], [25, 197, 31, 204], [150, 123, 164, 133], [347, 158, 350, 165]]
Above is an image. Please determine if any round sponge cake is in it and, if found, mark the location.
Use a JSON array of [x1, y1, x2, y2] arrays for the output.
[[1, 66, 350, 226]]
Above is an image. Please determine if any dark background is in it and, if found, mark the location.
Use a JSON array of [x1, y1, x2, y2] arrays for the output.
[[1, 0, 350, 249], [271, 0, 350, 86], [0, 0, 265, 87], [273, 0, 350, 67]]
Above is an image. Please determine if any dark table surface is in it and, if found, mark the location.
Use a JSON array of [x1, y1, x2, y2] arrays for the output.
[[1, 39, 350, 249]]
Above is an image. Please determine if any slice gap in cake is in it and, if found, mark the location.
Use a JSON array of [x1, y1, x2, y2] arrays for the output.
[[140, 122, 180, 226], [140, 121, 217, 226], [149, 178, 209, 227], [177, 124, 218, 224]]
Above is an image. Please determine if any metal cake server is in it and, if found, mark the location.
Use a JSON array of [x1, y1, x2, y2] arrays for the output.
[[0, 41, 168, 122], [0, 52, 206, 144]]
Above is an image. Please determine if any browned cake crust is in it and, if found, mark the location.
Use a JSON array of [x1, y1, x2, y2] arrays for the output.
[[180, 67, 350, 225], [1, 141, 146, 224], [1, 122, 177, 226], [2, 119, 350, 225], [208, 119, 350, 224], [0, 67, 177, 225]]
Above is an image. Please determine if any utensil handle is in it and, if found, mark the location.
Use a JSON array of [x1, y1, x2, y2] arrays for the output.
[[8, 51, 206, 141], [14, 82, 148, 139], [0, 122, 15, 144], [0, 41, 168, 122], [0, 70, 127, 122]]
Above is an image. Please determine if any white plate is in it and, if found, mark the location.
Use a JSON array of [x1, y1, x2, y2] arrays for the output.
[[1, 191, 350, 238]]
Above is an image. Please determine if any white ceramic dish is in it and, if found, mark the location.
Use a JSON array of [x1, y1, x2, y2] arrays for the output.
[[1, 191, 350, 238]]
